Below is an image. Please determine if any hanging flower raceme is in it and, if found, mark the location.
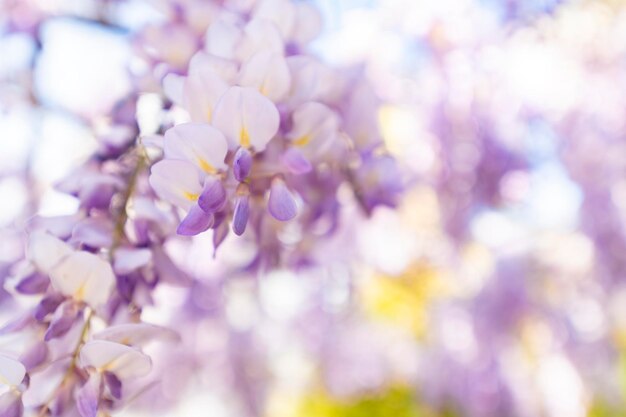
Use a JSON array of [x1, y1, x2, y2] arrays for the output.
[[147, 3, 403, 245], [0, 0, 406, 416]]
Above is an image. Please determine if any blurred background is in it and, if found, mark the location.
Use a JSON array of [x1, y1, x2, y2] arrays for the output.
[[3, 0, 626, 416]]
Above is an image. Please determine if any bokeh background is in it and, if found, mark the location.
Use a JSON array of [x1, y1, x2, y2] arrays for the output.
[[3, 0, 626, 416]]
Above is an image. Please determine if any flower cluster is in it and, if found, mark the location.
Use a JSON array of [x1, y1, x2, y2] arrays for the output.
[[145, 0, 401, 244], [0, 0, 403, 416]]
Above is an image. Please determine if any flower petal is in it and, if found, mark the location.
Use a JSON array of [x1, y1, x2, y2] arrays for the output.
[[27, 232, 72, 273], [281, 147, 312, 175], [93, 323, 180, 347], [212, 86, 279, 151], [237, 18, 284, 61], [204, 18, 242, 60], [183, 69, 229, 123], [268, 178, 298, 221], [163, 123, 228, 173], [238, 51, 291, 102], [148, 159, 203, 210], [103, 371, 122, 400], [71, 218, 114, 249], [0, 391, 23, 417], [232, 193, 250, 236], [198, 177, 227, 213], [19, 342, 48, 372], [75, 373, 100, 417], [291, 2, 322, 44], [177, 205, 214, 236], [189, 51, 238, 84], [162, 73, 185, 106], [0, 355, 25, 387], [286, 56, 341, 105], [233, 147, 253, 182], [44, 301, 79, 341], [49, 252, 115, 308], [253, 0, 296, 39], [34, 294, 64, 322], [113, 248, 152, 275], [14, 271, 49, 295], [80, 341, 152, 380], [287, 101, 339, 158]]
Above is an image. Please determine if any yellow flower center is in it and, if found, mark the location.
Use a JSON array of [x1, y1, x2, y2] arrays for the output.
[[240, 127, 251, 147], [293, 135, 311, 147], [198, 157, 217, 174], [184, 191, 199, 201]]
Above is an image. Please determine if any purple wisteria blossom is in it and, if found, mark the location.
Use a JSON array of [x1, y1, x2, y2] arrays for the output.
[[0, 0, 403, 416]]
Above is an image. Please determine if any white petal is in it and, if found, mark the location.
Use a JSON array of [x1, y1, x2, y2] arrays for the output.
[[163, 123, 228, 174], [182, 0, 219, 34], [93, 323, 179, 347], [141, 24, 197, 70], [163, 73, 185, 106], [49, 252, 115, 308], [238, 51, 291, 102], [0, 355, 25, 387], [343, 81, 384, 149], [182, 68, 229, 123], [212, 86, 279, 151], [113, 248, 152, 275], [224, 0, 257, 13], [27, 214, 83, 239], [204, 18, 242, 60], [189, 51, 238, 84], [287, 101, 339, 158], [27, 231, 73, 273], [253, 0, 296, 39], [286, 56, 342, 105], [291, 2, 322, 44], [148, 160, 203, 210], [236, 18, 284, 62], [80, 341, 152, 379]]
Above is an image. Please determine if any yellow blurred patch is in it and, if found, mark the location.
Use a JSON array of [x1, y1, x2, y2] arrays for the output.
[[289, 386, 427, 417], [587, 399, 626, 417], [361, 263, 449, 338]]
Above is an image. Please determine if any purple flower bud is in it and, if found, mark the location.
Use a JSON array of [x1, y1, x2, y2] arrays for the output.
[[177, 205, 215, 236], [15, 272, 49, 295], [198, 177, 227, 213], [268, 178, 298, 221], [103, 371, 122, 400], [232, 185, 250, 236], [281, 148, 312, 175], [0, 391, 23, 417], [233, 147, 253, 182]]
